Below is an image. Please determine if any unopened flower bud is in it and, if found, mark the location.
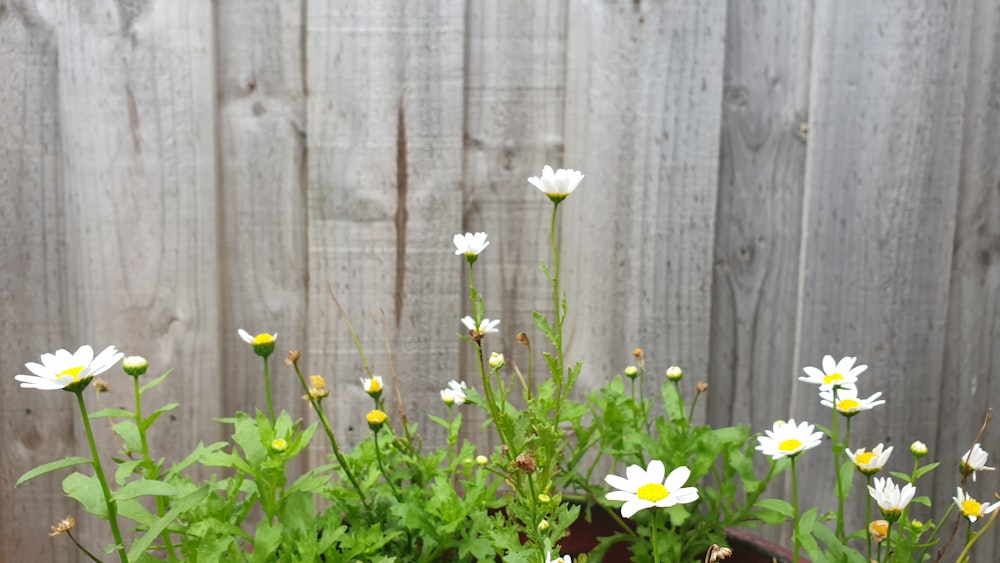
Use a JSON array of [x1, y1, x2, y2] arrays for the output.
[[537, 519, 550, 531], [462, 457, 474, 466], [910, 519, 924, 530], [489, 352, 505, 369], [666, 366, 683, 381], [869, 520, 889, 543], [270, 438, 288, 453], [910, 441, 928, 458], [122, 355, 149, 376], [624, 365, 639, 379], [537, 493, 551, 504], [367, 409, 388, 431], [476, 455, 489, 466]]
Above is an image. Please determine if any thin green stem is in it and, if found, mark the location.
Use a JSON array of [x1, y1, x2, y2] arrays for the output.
[[791, 456, 800, 563], [866, 474, 873, 562], [66, 530, 103, 563], [75, 391, 129, 563], [373, 430, 399, 496], [133, 377, 178, 562], [261, 356, 275, 421], [549, 203, 567, 422], [651, 508, 661, 563], [884, 521, 893, 563], [290, 361, 369, 509], [832, 388, 845, 540]]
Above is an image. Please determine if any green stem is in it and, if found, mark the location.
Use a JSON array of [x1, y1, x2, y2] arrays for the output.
[[866, 474, 873, 562], [262, 356, 275, 421], [75, 391, 129, 563], [651, 508, 661, 563], [791, 456, 800, 563], [884, 521, 893, 563], [66, 530, 103, 563], [373, 430, 399, 496], [832, 388, 845, 540], [133, 377, 178, 562], [549, 203, 567, 423], [291, 362, 369, 509]]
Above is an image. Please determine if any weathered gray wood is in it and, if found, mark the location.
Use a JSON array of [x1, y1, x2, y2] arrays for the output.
[[709, 0, 813, 545], [216, 0, 308, 439], [305, 1, 465, 460], [461, 0, 569, 451], [793, 0, 970, 549], [561, 1, 726, 417], [936, 1, 1000, 559], [0, 4, 77, 560]]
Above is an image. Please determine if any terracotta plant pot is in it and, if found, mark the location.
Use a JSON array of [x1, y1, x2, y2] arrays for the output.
[[558, 507, 805, 563]]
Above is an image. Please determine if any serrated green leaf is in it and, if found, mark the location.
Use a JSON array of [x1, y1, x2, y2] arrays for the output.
[[112, 420, 143, 453], [16, 456, 91, 487], [127, 486, 210, 561], [532, 311, 556, 346], [115, 459, 144, 486], [139, 403, 180, 432]]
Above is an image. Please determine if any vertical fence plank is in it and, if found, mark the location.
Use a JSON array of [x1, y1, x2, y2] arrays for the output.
[[795, 0, 969, 537], [305, 1, 465, 458], [0, 4, 76, 560], [708, 1, 813, 543], [937, 1, 1000, 559], [215, 0, 308, 441], [562, 1, 726, 406], [461, 0, 568, 450], [51, 0, 220, 553]]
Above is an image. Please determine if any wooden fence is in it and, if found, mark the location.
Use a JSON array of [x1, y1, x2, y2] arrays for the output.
[[2, 0, 998, 560]]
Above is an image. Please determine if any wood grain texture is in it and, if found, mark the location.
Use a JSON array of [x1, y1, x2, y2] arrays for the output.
[[709, 1, 812, 544], [793, 0, 970, 543], [561, 1, 726, 414], [305, 0, 465, 460], [215, 0, 308, 438], [935, 0, 1000, 558], [461, 0, 568, 451], [0, 3, 77, 560]]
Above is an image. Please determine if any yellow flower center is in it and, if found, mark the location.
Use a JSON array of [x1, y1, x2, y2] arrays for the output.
[[252, 333, 275, 345], [837, 399, 860, 412], [367, 410, 387, 425], [637, 483, 669, 503], [961, 498, 983, 517], [822, 372, 844, 385], [58, 366, 85, 382], [856, 452, 876, 465], [779, 438, 803, 452]]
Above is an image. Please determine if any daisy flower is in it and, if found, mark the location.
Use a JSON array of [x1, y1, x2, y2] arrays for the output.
[[799, 355, 867, 391], [960, 443, 995, 482], [819, 386, 885, 416], [16, 345, 125, 392], [527, 165, 585, 203], [460, 316, 500, 335], [545, 551, 572, 563], [953, 487, 1000, 522], [868, 477, 915, 520], [360, 375, 384, 398], [845, 444, 893, 475], [604, 460, 699, 518], [755, 419, 824, 460], [441, 380, 467, 406], [453, 232, 490, 258], [238, 328, 277, 357]]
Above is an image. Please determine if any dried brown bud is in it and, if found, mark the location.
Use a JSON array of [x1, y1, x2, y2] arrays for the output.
[[49, 516, 75, 537], [516, 332, 530, 346], [697, 382, 709, 394], [514, 452, 537, 474], [93, 378, 111, 393], [705, 544, 733, 562], [632, 347, 644, 360], [285, 349, 301, 366]]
